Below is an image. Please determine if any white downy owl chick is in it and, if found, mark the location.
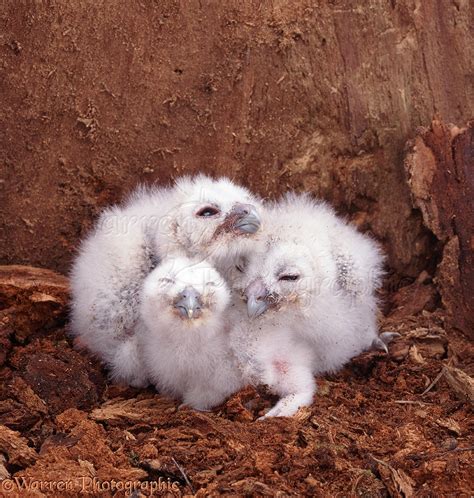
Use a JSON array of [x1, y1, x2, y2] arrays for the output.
[[70, 175, 261, 386], [138, 257, 243, 410], [231, 193, 394, 418]]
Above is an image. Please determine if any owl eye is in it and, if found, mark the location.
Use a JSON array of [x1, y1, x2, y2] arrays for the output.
[[279, 274, 300, 281], [196, 206, 220, 217], [159, 277, 174, 285], [235, 257, 248, 274]]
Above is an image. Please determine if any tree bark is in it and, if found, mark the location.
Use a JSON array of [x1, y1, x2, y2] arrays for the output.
[[405, 120, 474, 337], [0, 1, 472, 279]]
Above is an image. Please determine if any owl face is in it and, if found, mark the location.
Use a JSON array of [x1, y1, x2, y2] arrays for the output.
[[141, 257, 230, 326], [170, 176, 262, 262], [238, 241, 319, 318]]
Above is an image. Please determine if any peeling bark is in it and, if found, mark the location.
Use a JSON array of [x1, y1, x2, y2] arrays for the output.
[[404, 120, 474, 337]]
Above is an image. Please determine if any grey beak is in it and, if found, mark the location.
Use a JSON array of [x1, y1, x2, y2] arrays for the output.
[[245, 278, 270, 318], [232, 203, 261, 234], [175, 287, 202, 319], [247, 296, 269, 318]]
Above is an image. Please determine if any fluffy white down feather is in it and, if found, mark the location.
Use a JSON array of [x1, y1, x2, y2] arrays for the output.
[[230, 193, 385, 418], [70, 175, 261, 386], [138, 257, 243, 410]]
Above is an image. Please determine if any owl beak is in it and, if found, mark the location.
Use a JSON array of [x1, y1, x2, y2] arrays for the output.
[[175, 287, 202, 320], [231, 203, 261, 234], [246, 278, 271, 318]]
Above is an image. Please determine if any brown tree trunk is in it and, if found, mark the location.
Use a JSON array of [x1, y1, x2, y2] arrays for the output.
[[405, 120, 474, 337], [0, 1, 472, 280]]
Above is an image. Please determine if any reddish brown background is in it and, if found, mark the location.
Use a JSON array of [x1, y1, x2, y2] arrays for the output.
[[1, 3, 473, 494], [1, 1, 473, 278]]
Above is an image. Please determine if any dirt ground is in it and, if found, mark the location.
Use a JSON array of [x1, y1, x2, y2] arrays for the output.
[[0, 266, 473, 497]]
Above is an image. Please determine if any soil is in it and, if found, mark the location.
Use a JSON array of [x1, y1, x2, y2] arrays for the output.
[[0, 266, 473, 497]]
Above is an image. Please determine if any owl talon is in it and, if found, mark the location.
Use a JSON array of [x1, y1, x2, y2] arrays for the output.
[[380, 331, 401, 343], [372, 331, 400, 352]]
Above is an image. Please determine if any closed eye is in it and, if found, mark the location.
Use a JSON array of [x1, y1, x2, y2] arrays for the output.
[[279, 274, 300, 281], [235, 257, 248, 274], [196, 206, 220, 217], [159, 277, 174, 284]]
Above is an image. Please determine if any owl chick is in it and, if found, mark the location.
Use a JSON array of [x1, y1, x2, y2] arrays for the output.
[[231, 193, 391, 418], [138, 257, 243, 410], [70, 175, 261, 386]]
